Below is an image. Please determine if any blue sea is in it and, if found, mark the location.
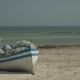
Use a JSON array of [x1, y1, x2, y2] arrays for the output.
[[0, 26, 80, 46]]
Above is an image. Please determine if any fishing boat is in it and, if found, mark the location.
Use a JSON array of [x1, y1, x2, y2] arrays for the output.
[[0, 40, 39, 74]]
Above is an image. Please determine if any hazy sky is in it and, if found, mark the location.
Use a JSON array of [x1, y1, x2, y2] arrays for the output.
[[0, 0, 80, 26]]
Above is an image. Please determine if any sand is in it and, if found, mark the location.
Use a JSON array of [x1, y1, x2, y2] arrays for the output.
[[0, 46, 80, 80]]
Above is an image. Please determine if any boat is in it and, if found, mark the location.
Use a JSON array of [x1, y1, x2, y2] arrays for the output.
[[0, 40, 39, 74]]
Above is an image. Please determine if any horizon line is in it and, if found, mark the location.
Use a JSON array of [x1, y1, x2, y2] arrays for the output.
[[0, 26, 79, 27]]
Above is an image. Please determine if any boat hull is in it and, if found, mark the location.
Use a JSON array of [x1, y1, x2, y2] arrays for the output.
[[0, 49, 39, 73]]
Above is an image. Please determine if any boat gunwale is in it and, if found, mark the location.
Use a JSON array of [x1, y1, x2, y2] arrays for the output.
[[0, 49, 38, 63], [0, 48, 39, 63]]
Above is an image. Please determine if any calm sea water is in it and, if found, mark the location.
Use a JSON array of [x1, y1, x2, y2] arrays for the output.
[[0, 26, 80, 46]]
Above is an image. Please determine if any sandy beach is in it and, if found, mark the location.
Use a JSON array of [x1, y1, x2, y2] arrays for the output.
[[0, 46, 80, 80]]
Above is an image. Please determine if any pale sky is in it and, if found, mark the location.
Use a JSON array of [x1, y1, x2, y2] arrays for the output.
[[0, 0, 80, 26]]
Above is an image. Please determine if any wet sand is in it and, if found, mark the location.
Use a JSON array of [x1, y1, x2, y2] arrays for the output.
[[0, 46, 80, 80]]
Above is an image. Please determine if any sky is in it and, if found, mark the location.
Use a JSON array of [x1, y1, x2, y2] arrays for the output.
[[0, 0, 80, 26]]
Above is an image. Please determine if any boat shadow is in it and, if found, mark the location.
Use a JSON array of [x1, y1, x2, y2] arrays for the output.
[[0, 69, 34, 74]]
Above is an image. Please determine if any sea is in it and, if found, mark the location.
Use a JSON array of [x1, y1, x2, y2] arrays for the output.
[[0, 26, 80, 46]]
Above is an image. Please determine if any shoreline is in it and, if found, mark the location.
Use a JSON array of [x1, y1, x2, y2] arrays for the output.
[[38, 44, 80, 48]]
